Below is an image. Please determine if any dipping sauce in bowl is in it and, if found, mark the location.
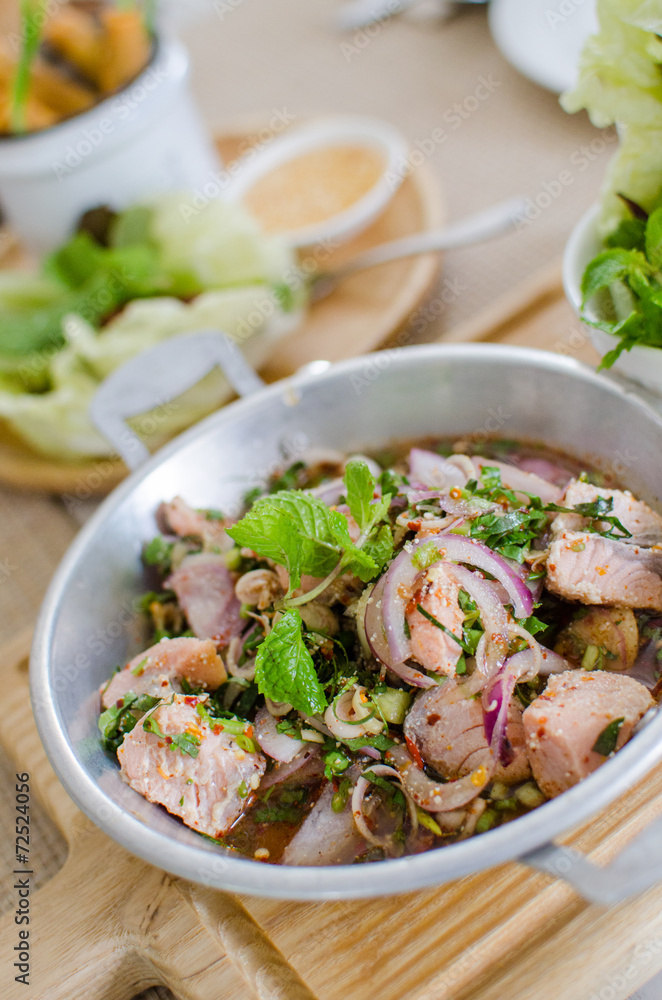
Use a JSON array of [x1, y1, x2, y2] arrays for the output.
[[243, 145, 386, 233], [225, 116, 410, 248]]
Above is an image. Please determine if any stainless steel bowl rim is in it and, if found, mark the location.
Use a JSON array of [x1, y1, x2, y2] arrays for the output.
[[30, 343, 662, 899]]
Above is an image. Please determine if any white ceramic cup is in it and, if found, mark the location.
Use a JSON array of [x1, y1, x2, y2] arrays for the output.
[[0, 36, 222, 252]]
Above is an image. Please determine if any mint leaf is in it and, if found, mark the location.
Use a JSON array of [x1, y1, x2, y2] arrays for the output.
[[227, 505, 304, 591], [581, 248, 651, 303], [362, 523, 393, 576], [254, 609, 327, 714], [605, 218, 646, 252], [344, 459, 376, 530]]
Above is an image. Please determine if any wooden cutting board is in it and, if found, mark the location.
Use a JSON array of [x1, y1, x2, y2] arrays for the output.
[[0, 128, 443, 496], [3, 622, 662, 1000]]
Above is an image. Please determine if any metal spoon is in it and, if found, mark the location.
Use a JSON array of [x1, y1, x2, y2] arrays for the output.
[[309, 195, 526, 301], [337, 0, 488, 32]]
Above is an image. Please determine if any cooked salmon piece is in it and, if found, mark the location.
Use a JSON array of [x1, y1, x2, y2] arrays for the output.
[[101, 637, 226, 710], [160, 497, 230, 550], [523, 670, 653, 798], [553, 481, 662, 546], [118, 694, 265, 838], [406, 563, 465, 676], [545, 532, 662, 611], [403, 679, 531, 785], [166, 552, 243, 647]]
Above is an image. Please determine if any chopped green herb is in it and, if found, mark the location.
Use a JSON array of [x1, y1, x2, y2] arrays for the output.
[[142, 715, 201, 757], [143, 535, 175, 574], [415, 603, 473, 654], [592, 717, 625, 756]]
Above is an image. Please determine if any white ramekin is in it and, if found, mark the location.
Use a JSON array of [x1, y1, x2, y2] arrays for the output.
[[223, 115, 411, 249], [0, 36, 221, 252]]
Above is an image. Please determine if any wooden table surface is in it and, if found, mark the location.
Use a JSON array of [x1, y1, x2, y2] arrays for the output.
[[0, 3, 654, 999]]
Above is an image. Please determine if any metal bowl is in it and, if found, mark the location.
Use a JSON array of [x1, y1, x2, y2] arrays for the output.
[[30, 342, 662, 901]]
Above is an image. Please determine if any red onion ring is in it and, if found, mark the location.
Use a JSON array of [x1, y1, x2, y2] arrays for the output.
[[363, 577, 436, 688], [471, 456, 561, 504], [254, 706, 305, 762], [381, 534, 533, 667], [352, 763, 419, 848], [387, 744, 493, 813], [409, 448, 468, 489]]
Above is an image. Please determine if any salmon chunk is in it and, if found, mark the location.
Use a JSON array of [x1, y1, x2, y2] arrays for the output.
[[404, 679, 531, 784], [118, 694, 265, 838], [523, 670, 653, 798], [167, 552, 243, 647], [406, 563, 465, 676], [546, 532, 662, 610], [101, 636, 226, 710], [554, 481, 662, 546]]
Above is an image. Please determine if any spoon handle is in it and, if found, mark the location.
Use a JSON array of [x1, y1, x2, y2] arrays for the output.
[[330, 196, 526, 280]]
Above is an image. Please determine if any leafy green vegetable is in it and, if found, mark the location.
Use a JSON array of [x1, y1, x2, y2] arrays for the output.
[[142, 714, 201, 757], [592, 717, 625, 756], [254, 609, 327, 715], [143, 535, 175, 575], [98, 692, 161, 752], [227, 485, 387, 598]]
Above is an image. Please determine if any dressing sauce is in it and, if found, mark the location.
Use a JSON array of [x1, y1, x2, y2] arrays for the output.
[[243, 145, 385, 233]]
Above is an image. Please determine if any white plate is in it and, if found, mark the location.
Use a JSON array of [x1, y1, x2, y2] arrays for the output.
[[488, 0, 597, 95]]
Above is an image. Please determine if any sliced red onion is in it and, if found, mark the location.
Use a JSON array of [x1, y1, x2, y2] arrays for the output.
[[387, 744, 492, 812], [405, 488, 496, 519], [362, 745, 382, 760], [482, 645, 569, 766], [259, 747, 322, 789], [507, 646, 569, 678], [381, 534, 532, 667], [363, 576, 436, 688], [409, 448, 468, 489], [351, 763, 419, 849], [482, 667, 518, 767], [471, 456, 561, 504], [254, 706, 305, 762]]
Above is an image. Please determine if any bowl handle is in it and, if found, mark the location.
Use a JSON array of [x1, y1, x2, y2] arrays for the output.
[[521, 814, 662, 904], [89, 330, 265, 471]]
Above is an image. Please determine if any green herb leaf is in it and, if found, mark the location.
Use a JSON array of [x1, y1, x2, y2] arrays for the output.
[[415, 603, 473, 654], [344, 459, 376, 531], [142, 715, 201, 757], [592, 717, 625, 756], [143, 535, 175, 574], [254, 609, 327, 715]]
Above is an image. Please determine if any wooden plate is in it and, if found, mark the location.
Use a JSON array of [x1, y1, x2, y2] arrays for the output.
[[0, 129, 443, 496]]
